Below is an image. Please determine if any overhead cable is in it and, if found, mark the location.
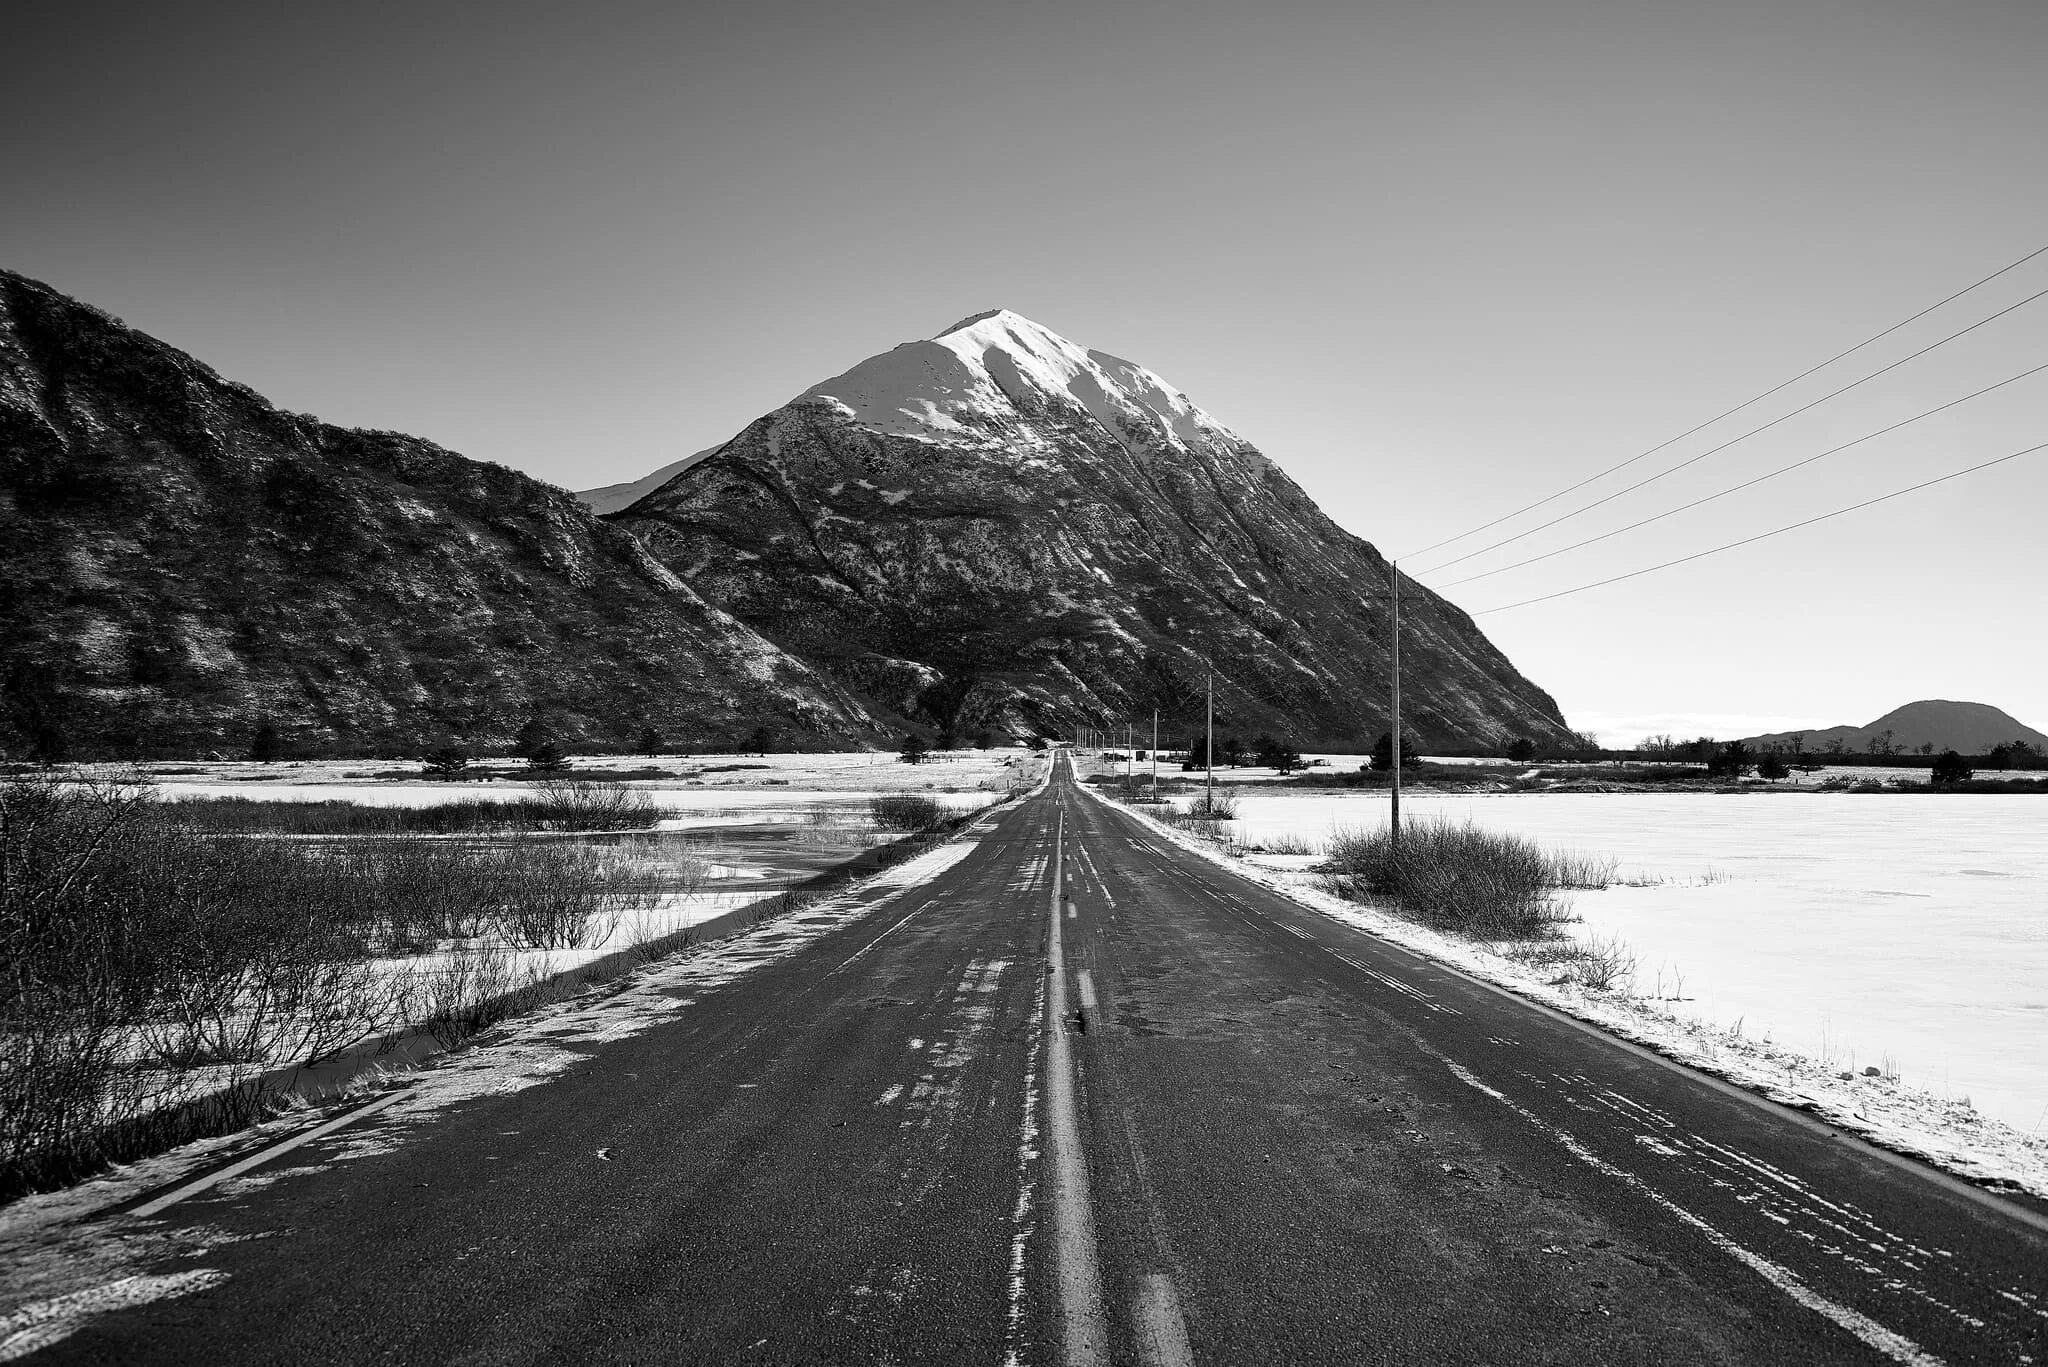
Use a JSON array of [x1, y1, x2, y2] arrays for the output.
[[1440, 359, 2048, 588], [1470, 440, 2048, 615], [1398, 241, 2048, 561], [1418, 283, 2048, 575]]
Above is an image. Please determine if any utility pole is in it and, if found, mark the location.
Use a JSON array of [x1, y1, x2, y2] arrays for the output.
[[1150, 708, 1158, 802], [1390, 562, 1402, 854], [1125, 722, 1134, 801], [1205, 664, 1215, 808]]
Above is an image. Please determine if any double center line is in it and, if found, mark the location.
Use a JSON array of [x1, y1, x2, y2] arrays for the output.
[[1045, 802, 1111, 1362], [1043, 766, 1196, 1367]]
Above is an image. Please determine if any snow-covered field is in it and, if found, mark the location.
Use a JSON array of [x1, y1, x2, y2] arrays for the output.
[[1139, 752, 1988, 790], [124, 747, 1038, 790], [121, 750, 1045, 826], [1208, 787, 2048, 1135]]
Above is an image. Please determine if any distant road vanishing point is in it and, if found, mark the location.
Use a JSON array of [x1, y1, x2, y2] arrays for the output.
[[23, 753, 2047, 1364]]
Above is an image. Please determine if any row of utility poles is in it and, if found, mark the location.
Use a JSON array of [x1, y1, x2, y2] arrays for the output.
[[1069, 563, 1405, 849]]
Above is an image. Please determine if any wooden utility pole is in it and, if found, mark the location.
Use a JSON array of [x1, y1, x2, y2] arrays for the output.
[[1390, 562, 1402, 854], [1125, 722, 1134, 801], [1205, 665, 1215, 807], [1150, 708, 1158, 801]]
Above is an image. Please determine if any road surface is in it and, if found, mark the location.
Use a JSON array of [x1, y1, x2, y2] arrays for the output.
[[11, 753, 2045, 1364]]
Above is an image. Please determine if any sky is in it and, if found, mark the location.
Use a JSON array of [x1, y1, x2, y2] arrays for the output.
[[6, 0, 2045, 746]]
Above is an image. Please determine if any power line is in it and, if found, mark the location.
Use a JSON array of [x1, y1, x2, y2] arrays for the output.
[[1398, 241, 2048, 562], [1470, 440, 2048, 615], [1417, 282, 2048, 575], [1439, 358, 2048, 589]]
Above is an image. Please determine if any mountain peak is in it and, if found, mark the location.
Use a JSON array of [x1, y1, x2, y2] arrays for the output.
[[797, 309, 1237, 449], [935, 307, 1029, 337]]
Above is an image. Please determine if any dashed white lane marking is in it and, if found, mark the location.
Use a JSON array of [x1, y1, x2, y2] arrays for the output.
[[1133, 1270, 1196, 1367], [1047, 809, 1111, 1364], [1444, 1061, 1943, 1367], [1076, 970, 1098, 1014]]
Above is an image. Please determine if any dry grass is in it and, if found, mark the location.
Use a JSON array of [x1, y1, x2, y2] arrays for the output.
[[161, 780, 660, 835]]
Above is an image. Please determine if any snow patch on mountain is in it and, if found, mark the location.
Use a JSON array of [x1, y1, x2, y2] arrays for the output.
[[795, 308, 1238, 448]]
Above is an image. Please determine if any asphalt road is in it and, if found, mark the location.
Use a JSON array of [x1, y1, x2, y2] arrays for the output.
[[22, 753, 2047, 1364]]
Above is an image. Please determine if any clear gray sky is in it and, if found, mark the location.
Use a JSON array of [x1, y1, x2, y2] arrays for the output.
[[8, 0, 2045, 745]]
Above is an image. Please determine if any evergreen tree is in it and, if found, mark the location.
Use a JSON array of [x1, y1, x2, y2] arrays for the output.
[[1255, 735, 1303, 773], [636, 726, 663, 757], [1504, 736, 1536, 762], [30, 723, 68, 768], [423, 745, 470, 778], [513, 716, 554, 762], [749, 724, 775, 755], [527, 742, 569, 774], [1370, 731, 1417, 772], [1705, 740, 1755, 780], [898, 733, 930, 765], [1756, 752, 1790, 782], [1930, 750, 1972, 786], [248, 722, 283, 764]]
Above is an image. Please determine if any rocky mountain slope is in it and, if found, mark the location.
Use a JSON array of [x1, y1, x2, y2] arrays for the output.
[[600, 309, 1572, 749], [0, 270, 883, 758], [1745, 700, 2048, 756]]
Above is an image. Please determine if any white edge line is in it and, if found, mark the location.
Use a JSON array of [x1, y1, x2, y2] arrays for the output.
[[129, 1087, 416, 1218], [1445, 1061, 1944, 1367]]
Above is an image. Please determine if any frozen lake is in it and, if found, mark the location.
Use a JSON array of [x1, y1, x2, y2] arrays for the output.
[[1224, 790, 2048, 1132]]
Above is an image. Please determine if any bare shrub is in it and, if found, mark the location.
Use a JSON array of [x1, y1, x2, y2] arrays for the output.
[[0, 776, 399, 1194], [1503, 935, 1639, 993], [401, 943, 525, 1048], [526, 780, 658, 832], [1575, 936, 1639, 992], [1322, 820, 1570, 936], [870, 794, 946, 832], [1182, 789, 1240, 821], [347, 840, 508, 948], [1260, 831, 1320, 856], [1549, 850, 1619, 889], [494, 844, 634, 950]]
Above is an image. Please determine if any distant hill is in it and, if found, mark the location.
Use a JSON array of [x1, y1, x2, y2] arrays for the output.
[[1745, 701, 2048, 756]]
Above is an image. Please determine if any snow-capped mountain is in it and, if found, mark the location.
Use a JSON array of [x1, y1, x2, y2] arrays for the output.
[[598, 310, 1572, 748], [798, 308, 1238, 450]]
